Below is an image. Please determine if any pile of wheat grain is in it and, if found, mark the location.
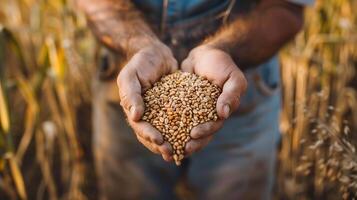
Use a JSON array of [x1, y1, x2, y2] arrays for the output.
[[142, 71, 221, 165]]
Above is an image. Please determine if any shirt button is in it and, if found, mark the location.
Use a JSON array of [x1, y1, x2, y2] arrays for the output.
[[171, 38, 178, 46]]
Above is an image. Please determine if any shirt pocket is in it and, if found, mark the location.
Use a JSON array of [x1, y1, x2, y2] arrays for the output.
[[233, 56, 280, 116]]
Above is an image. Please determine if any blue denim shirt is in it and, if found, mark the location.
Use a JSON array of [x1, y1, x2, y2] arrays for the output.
[[132, 0, 313, 47], [133, 0, 313, 26], [133, 0, 233, 25], [132, 0, 313, 116]]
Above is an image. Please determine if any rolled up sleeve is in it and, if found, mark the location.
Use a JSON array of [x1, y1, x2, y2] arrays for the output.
[[287, 0, 315, 5]]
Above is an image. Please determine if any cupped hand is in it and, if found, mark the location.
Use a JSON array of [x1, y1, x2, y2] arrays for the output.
[[181, 45, 247, 156], [117, 41, 178, 161]]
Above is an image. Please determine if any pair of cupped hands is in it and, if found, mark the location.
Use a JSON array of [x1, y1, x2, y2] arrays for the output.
[[117, 40, 247, 162]]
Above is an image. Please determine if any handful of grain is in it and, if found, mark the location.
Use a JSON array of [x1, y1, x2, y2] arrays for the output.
[[142, 71, 221, 166]]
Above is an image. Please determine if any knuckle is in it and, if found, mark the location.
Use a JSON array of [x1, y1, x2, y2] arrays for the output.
[[194, 132, 203, 139], [217, 94, 230, 105], [116, 72, 123, 86], [134, 50, 149, 59], [195, 126, 208, 136], [149, 134, 158, 143], [138, 50, 155, 61], [202, 123, 212, 132], [194, 125, 204, 133], [119, 94, 129, 108], [141, 125, 150, 134], [161, 146, 170, 156], [152, 135, 162, 144], [161, 49, 172, 59], [152, 145, 160, 154], [141, 127, 153, 140], [140, 133, 150, 141], [132, 53, 151, 69]]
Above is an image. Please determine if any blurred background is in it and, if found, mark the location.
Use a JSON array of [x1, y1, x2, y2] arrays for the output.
[[0, 0, 356, 199]]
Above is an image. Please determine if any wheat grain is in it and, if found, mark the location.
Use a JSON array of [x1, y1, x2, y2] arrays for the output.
[[142, 71, 221, 165]]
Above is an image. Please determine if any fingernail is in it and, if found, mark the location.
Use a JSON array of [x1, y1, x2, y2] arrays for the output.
[[191, 132, 198, 138], [190, 128, 197, 138], [223, 104, 230, 119], [154, 137, 163, 145], [191, 130, 201, 139]]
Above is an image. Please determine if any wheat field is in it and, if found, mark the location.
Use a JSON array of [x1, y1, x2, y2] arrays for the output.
[[0, 0, 356, 199]]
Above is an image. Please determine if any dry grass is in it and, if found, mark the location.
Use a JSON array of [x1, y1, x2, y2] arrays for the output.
[[0, 0, 356, 199], [278, 0, 357, 199], [0, 0, 95, 199]]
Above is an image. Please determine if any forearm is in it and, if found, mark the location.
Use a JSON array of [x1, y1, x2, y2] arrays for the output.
[[205, 0, 304, 69], [77, 0, 159, 56]]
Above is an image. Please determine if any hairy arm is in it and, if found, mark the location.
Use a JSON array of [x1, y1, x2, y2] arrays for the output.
[[78, 0, 178, 161], [76, 0, 159, 57], [204, 0, 304, 69], [182, 0, 305, 155]]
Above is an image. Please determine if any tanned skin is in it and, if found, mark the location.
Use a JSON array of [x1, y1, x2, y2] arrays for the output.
[[203, 0, 303, 69], [77, 0, 158, 56], [78, 0, 303, 161]]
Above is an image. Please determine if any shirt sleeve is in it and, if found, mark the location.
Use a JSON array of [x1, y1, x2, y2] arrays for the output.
[[287, 0, 315, 5]]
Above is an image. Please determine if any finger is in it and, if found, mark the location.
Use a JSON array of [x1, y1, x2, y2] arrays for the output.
[[167, 57, 179, 73], [117, 68, 145, 121], [180, 57, 194, 73], [217, 70, 247, 119], [138, 134, 173, 162], [185, 135, 214, 156], [153, 43, 178, 74], [190, 120, 224, 139], [127, 120, 164, 145], [159, 142, 173, 162], [136, 135, 160, 154], [158, 142, 173, 157], [162, 154, 172, 162]]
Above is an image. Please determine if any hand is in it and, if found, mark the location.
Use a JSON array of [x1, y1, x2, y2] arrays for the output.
[[117, 41, 178, 161], [181, 45, 247, 156]]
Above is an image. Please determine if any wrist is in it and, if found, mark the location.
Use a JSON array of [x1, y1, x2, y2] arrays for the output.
[[193, 44, 232, 60], [203, 40, 233, 56], [122, 38, 175, 72], [127, 36, 163, 57]]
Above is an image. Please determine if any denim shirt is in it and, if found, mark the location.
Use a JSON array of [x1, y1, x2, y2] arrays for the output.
[[132, 0, 313, 27], [131, 0, 313, 116], [132, 0, 313, 49]]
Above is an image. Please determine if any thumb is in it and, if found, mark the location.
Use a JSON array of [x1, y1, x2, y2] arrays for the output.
[[181, 57, 194, 73], [216, 70, 247, 119], [117, 69, 145, 121]]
